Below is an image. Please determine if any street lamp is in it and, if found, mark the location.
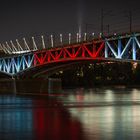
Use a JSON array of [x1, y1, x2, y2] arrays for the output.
[[100, 9, 113, 35]]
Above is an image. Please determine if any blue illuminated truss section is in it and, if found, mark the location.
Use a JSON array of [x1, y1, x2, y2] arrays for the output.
[[0, 53, 34, 75], [0, 33, 140, 76]]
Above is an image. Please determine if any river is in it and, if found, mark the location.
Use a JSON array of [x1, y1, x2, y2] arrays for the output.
[[0, 87, 140, 140]]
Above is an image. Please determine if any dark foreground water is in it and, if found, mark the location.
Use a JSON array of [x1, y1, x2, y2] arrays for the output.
[[0, 88, 140, 140]]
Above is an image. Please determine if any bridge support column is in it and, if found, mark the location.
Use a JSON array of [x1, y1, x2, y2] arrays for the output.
[[105, 42, 108, 58], [15, 78, 48, 94], [0, 78, 16, 94], [133, 38, 136, 60], [48, 78, 62, 94], [12, 77, 17, 94], [117, 40, 122, 59], [15, 78, 62, 95]]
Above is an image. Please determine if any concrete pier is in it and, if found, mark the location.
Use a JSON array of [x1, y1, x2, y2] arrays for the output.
[[0, 78, 62, 95]]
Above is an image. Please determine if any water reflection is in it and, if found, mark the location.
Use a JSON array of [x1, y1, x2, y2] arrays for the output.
[[32, 101, 85, 140], [0, 95, 85, 140], [63, 88, 140, 140], [0, 88, 140, 140]]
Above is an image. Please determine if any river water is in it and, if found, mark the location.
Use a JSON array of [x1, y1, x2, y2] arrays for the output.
[[0, 87, 140, 140]]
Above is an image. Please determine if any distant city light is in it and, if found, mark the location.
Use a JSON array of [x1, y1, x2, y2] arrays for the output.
[[132, 62, 138, 70], [92, 33, 95, 36], [59, 71, 63, 74]]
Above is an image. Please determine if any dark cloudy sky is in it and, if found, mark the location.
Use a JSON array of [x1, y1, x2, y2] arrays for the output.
[[0, 0, 140, 42]]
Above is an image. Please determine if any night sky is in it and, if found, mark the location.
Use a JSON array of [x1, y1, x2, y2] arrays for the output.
[[0, 0, 140, 42]]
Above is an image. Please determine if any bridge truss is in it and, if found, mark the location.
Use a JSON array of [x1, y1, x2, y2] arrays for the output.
[[0, 33, 140, 76]]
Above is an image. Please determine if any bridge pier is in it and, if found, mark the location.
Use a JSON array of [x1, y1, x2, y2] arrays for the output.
[[15, 78, 48, 94], [0, 78, 62, 95], [0, 78, 16, 94]]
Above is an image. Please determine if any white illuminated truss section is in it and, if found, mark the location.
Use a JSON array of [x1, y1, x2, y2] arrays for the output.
[[12, 50, 31, 54], [0, 32, 140, 55], [0, 36, 46, 55]]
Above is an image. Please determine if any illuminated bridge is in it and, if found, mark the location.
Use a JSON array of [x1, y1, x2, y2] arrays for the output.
[[0, 32, 140, 78]]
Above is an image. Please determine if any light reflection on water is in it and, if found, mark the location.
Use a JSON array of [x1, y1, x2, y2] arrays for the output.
[[62, 88, 140, 140], [0, 88, 140, 140]]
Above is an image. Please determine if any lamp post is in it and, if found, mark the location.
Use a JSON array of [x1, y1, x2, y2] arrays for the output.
[[129, 10, 132, 33], [124, 10, 132, 33], [100, 9, 113, 35]]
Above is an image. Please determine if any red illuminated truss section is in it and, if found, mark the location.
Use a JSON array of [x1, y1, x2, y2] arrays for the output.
[[34, 41, 105, 66]]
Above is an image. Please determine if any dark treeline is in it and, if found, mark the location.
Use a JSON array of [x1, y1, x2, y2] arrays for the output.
[[50, 62, 140, 88]]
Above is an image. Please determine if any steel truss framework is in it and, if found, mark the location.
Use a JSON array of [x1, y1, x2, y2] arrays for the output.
[[0, 33, 140, 76]]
